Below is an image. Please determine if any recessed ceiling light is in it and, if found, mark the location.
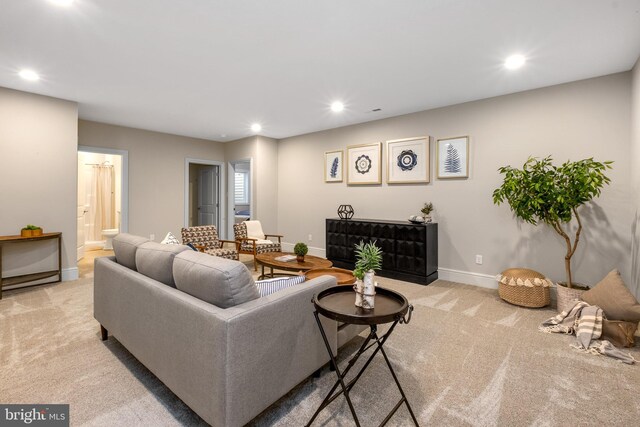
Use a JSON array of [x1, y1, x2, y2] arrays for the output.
[[49, 0, 75, 6], [251, 123, 262, 132], [504, 54, 526, 70], [330, 101, 344, 112], [18, 69, 40, 81]]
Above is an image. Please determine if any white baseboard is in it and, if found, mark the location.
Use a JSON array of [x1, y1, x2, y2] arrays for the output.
[[437, 268, 498, 289], [281, 242, 326, 258], [62, 267, 78, 282]]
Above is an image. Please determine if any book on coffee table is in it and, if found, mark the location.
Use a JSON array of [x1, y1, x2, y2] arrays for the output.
[[274, 255, 297, 262]]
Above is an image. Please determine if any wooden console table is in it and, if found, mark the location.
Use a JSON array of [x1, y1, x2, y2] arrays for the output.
[[0, 232, 62, 300]]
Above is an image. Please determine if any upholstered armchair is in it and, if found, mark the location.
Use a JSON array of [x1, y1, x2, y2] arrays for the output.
[[181, 225, 239, 260], [233, 220, 282, 270]]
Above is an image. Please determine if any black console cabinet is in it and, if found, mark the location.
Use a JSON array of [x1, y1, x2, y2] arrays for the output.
[[326, 218, 438, 285]]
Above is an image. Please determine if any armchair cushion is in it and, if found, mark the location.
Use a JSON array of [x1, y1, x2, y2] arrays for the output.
[[173, 250, 259, 308], [245, 220, 266, 240], [181, 225, 221, 249]]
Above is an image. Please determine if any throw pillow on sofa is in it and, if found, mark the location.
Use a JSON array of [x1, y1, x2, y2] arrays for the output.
[[161, 232, 180, 245], [256, 275, 306, 297], [582, 269, 640, 322], [173, 251, 259, 308]]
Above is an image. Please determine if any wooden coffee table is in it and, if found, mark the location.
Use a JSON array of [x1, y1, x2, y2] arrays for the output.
[[256, 252, 332, 280], [305, 268, 356, 285]]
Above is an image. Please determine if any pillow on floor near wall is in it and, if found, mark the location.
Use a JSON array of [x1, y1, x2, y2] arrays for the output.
[[161, 232, 180, 245], [256, 275, 306, 297], [582, 269, 640, 322], [602, 319, 638, 348]]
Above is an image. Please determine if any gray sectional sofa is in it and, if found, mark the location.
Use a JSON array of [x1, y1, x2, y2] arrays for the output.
[[93, 233, 360, 427]]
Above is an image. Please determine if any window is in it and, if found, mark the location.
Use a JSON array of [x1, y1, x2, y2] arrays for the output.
[[234, 172, 249, 204]]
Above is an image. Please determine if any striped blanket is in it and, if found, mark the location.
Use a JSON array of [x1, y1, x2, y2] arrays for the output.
[[539, 301, 636, 365]]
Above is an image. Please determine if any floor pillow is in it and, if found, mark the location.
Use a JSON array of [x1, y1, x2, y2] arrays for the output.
[[582, 269, 640, 322], [602, 319, 638, 348]]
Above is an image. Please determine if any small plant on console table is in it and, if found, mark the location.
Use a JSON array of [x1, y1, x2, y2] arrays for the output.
[[492, 156, 612, 310], [21, 224, 43, 237], [353, 241, 383, 309], [421, 202, 434, 223], [294, 242, 308, 262]]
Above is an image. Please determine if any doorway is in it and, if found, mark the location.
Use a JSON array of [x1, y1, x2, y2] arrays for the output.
[[227, 159, 252, 236], [185, 159, 226, 236], [77, 147, 129, 261]]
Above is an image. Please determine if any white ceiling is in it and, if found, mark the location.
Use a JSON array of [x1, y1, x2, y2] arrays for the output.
[[1, 0, 640, 142]]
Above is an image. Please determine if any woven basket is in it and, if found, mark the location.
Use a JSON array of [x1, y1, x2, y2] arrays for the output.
[[497, 268, 551, 308], [556, 283, 587, 313]]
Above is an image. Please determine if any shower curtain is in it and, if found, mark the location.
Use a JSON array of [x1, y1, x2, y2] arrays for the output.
[[88, 165, 115, 241]]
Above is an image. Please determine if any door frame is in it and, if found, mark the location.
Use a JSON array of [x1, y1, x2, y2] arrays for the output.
[[184, 158, 226, 238], [227, 158, 254, 240], [78, 145, 129, 233]]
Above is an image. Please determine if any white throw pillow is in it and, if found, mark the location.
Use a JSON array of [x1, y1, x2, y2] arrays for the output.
[[161, 232, 180, 245], [245, 220, 266, 240], [256, 275, 306, 297]]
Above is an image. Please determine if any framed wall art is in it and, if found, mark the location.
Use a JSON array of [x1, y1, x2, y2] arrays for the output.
[[347, 142, 382, 185], [386, 136, 430, 184], [324, 150, 343, 182], [437, 136, 469, 179]]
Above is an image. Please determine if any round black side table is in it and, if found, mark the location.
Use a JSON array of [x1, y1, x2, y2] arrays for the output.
[[306, 286, 419, 427]]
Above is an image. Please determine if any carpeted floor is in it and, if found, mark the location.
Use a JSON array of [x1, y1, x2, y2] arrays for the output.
[[1, 251, 639, 426]]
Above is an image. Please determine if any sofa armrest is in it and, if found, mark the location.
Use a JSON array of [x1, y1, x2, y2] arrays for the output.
[[220, 275, 338, 427]]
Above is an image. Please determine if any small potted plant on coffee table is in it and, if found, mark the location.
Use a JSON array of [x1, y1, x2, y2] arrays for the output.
[[294, 242, 308, 262]]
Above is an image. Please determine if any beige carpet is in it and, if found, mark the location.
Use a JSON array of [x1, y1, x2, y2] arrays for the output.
[[1, 252, 639, 426]]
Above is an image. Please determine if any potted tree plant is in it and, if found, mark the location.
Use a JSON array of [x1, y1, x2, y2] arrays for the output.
[[294, 242, 308, 263], [492, 156, 612, 312], [353, 241, 383, 309]]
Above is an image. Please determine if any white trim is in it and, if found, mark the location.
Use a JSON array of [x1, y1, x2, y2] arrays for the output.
[[437, 267, 497, 289], [62, 267, 79, 281], [184, 158, 226, 238], [281, 242, 326, 258], [78, 145, 129, 233]]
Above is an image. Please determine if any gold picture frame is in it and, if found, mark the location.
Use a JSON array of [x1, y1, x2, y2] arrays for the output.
[[437, 136, 469, 179], [386, 136, 430, 184], [347, 142, 382, 185]]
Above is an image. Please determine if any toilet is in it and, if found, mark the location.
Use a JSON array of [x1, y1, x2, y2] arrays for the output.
[[102, 229, 119, 250]]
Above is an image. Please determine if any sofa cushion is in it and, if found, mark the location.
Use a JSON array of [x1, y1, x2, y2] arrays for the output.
[[135, 242, 190, 287], [256, 275, 306, 297], [173, 250, 259, 308], [112, 233, 149, 271], [582, 269, 640, 322]]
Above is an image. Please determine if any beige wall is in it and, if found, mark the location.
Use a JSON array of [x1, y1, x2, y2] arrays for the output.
[[0, 87, 78, 281], [277, 73, 632, 288], [631, 58, 640, 298], [78, 120, 225, 241], [224, 136, 279, 235]]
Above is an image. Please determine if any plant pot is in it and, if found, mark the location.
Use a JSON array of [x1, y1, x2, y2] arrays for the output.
[[32, 228, 43, 237], [556, 282, 589, 313], [21, 229, 33, 237], [422, 215, 433, 223], [296, 255, 305, 263]]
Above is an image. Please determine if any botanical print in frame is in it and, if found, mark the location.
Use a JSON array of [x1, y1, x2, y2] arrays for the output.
[[437, 136, 469, 179], [386, 136, 430, 184], [324, 150, 343, 182], [347, 142, 382, 185]]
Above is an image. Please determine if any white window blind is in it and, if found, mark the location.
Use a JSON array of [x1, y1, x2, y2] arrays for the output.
[[234, 172, 249, 204]]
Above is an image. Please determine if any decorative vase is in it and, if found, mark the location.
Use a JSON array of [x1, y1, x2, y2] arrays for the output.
[[422, 215, 432, 223], [361, 270, 376, 309], [556, 282, 589, 313], [296, 254, 305, 263], [354, 279, 364, 307]]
